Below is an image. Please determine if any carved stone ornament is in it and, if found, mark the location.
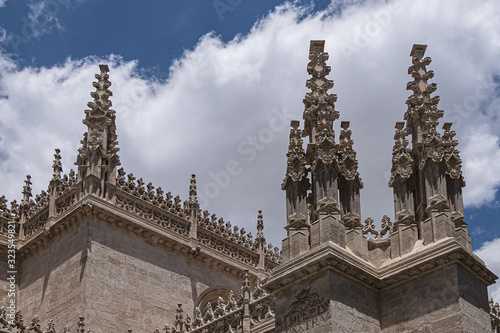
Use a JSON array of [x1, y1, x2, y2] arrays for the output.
[[442, 123, 465, 185], [282, 121, 307, 188], [337, 121, 362, 185], [389, 122, 414, 187]]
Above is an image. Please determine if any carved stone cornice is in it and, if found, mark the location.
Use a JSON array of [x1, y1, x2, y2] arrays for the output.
[[15, 194, 272, 281], [265, 237, 497, 293]]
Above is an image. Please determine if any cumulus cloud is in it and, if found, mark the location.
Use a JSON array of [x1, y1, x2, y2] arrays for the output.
[[462, 125, 500, 206], [1, 0, 500, 252], [475, 238, 500, 299]]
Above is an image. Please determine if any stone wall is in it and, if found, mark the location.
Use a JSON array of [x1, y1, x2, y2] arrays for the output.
[[83, 218, 242, 332], [15, 217, 243, 332], [274, 270, 380, 333], [17, 218, 89, 328], [379, 264, 491, 332]]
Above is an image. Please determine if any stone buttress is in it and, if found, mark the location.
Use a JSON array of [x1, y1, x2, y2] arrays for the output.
[[266, 41, 497, 333]]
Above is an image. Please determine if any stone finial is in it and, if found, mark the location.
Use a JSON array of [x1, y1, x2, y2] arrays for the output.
[[52, 149, 63, 180], [77, 316, 85, 333], [45, 319, 56, 333], [338, 121, 363, 186], [442, 122, 464, 184], [21, 175, 32, 206], [388, 122, 413, 187], [282, 121, 308, 189], [189, 174, 198, 205], [240, 270, 252, 300], [28, 315, 41, 332], [256, 210, 264, 239]]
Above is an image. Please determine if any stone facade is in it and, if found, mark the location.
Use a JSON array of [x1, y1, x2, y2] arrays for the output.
[[0, 41, 499, 332]]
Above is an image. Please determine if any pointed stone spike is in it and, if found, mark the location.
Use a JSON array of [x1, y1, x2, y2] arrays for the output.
[[75, 64, 120, 201]]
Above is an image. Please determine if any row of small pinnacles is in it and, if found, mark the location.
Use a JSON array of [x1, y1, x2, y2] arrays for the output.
[[0, 159, 282, 263], [0, 141, 398, 264], [0, 168, 395, 246], [0, 272, 275, 333]]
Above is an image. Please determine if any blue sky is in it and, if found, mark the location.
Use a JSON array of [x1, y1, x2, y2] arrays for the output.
[[0, 0, 500, 295]]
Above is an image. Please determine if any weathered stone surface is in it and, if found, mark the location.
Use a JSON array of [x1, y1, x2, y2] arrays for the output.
[[380, 264, 491, 332], [0, 41, 496, 333]]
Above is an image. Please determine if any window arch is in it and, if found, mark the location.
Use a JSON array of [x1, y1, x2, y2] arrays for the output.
[[196, 285, 237, 314]]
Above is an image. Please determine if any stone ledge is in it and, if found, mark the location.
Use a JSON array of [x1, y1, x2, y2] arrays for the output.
[[265, 239, 497, 293], [16, 195, 264, 281]]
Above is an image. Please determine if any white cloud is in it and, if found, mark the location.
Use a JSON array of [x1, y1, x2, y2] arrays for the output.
[[26, 0, 65, 38], [462, 125, 500, 206], [475, 238, 500, 300], [1, 0, 500, 255], [0, 0, 7, 8]]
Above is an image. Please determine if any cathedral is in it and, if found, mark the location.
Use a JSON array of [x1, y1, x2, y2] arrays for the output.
[[0, 40, 499, 333]]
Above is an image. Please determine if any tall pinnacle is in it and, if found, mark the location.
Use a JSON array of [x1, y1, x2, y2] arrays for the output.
[[302, 40, 339, 145], [405, 44, 443, 152], [76, 64, 120, 167], [75, 65, 121, 201]]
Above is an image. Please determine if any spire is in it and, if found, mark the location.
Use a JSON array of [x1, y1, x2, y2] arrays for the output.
[[256, 210, 266, 273], [77, 64, 120, 166], [393, 44, 464, 249], [75, 65, 121, 201], [405, 44, 443, 157], [302, 40, 339, 145]]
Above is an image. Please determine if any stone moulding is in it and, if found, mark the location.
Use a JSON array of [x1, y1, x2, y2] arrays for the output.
[[14, 194, 270, 279], [264, 238, 497, 293]]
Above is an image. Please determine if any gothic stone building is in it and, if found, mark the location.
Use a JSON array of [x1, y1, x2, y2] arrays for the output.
[[0, 41, 499, 333]]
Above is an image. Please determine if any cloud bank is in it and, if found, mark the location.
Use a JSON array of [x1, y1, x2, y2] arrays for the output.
[[1, 0, 500, 256]]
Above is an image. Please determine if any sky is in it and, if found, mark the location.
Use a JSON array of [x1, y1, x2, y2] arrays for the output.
[[0, 0, 500, 297]]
